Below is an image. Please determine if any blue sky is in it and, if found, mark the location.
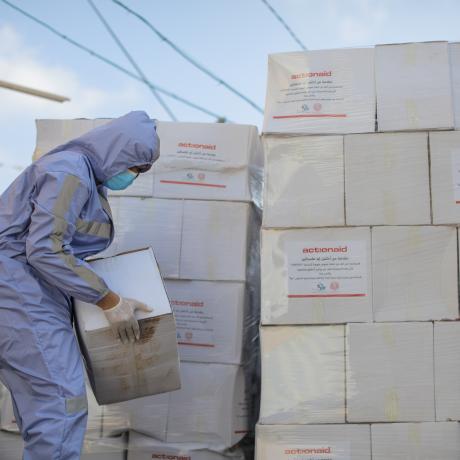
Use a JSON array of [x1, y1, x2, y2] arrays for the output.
[[1, 0, 459, 173]]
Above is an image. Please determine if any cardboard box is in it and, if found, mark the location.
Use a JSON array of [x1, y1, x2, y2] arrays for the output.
[[165, 279, 247, 364], [153, 121, 262, 202], [371, 422, 460, 460], [81, 436, 126, 460], [430, 131, 460, 224], [450, 42, 460, 129], [375, 42, 454, 131], [0, 431, 126, 460], [74, 248, 181, 405], [100, 198, 252, 282], [126, 362, 248, 449], [0, 387, 19, 433], [345, 132, 431, 225], [372, 226, 458, 321], [127, 432, 245, 460], [262, 135, 344, 228], [99, 197, 183, 278], [0, 431, 24, 460], [346, 323, 435, 422], [263, 48, 375, 134], [33, 118, 108, 161], [261, 227, 372, 324], [255, 424, 371, 460], [179, 200, 251, 281], [33, 119, 263, 202], [434, 322, 460, 421], [259, 325, 345, 424]]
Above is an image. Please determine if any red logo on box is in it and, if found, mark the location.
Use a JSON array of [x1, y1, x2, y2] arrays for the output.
[[330, 281, 340, 291], [314, 103, 322, 112]]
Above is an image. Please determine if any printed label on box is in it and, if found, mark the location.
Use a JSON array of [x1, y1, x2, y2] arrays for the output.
[[165, 141, 225, 163], [159, 170, 227, 189], [286, 241, 367, 298], [171, 299, 215, 348], [150, 448, 191, 459], [269, 443, 350, 460], [271, 69, 350, 120], [451, 150, 460, 203]]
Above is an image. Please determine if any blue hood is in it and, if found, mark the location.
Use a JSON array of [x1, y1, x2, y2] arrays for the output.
[[46, 111, 160, 183]]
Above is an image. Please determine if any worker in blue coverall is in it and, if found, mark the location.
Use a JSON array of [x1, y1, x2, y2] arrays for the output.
[[0, 110, 160, 459]]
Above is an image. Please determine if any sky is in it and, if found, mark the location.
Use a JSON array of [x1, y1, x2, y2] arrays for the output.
[[0, 0, 460, 177]]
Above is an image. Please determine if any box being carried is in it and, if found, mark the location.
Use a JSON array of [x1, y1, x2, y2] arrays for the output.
[[74, 248, 181, 405]]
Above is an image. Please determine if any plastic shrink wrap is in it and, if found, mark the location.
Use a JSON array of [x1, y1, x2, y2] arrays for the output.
[[33, 120, 263, 208], [257, 40, 460, 460], [4, 117, 262, 459], [261, 226, 373, 325], [263, 48, 375, 134], [127, 431, 245, 460]]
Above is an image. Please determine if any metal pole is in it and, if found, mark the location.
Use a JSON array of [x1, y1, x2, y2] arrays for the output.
[[0, 80, 70, 103]]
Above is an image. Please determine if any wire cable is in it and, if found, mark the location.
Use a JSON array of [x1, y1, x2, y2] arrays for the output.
[[0, 0, 228, 120], [87, 0, 177, 121], [112, 0, 263, 114], [260, 0, 307, 51]]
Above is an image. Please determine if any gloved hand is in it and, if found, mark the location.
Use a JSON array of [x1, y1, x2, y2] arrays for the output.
[[103, 296, 153, 344]]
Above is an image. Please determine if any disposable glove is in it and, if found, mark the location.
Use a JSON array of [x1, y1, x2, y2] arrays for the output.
[[103, 296, 153, 344]]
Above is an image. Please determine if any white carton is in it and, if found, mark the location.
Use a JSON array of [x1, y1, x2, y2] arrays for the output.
[[154, 121, 262, 202], [346, 323, 435, 422], [450, 42, 460, 129], [0, 431, 126, 460], [375, 42, 454, 131], [179, 200, 250, 281], [0, 388, 19, 433], [127, 362, 248, 449], [434, 322, 460, 421], [255, 424, 371, 460], [33, 118, 108, 160], [263, 48, 375, 134], [430, 131, 460, 224], [100, 197, 183, 278], [261, 227, 372, 324], [100, 198, 252, 282], [0, 431, 23, 460], [259, 325, 345, 424], [371, 422, 460, 460], [372, 226, 458, 321], [81, 436, 126, 460], [165, 280, 247, 364], [262, 135, 344, 228], [74, 248, 181, 405], [127, 432, 245, 460], [345, 132, 431, 225]]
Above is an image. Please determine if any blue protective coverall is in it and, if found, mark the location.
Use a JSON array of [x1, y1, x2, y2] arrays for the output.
[[0, 111, 159, 459]]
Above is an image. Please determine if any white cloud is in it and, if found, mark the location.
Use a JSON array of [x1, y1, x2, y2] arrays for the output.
[[0, 24, 143, 118], [0, 24, 147, 166]]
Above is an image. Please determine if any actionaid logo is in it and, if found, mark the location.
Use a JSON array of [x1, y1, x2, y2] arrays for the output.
[[171, 300, 205, 308], [284, 447, 332, 455], [178, 142, 216, 150], [291, 70, 332, 79], [303, 246, 348, 254], [151, 454, 191, 460]]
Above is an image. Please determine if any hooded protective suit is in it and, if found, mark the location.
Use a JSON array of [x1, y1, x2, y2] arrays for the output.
[[0, 111, 159, 459]]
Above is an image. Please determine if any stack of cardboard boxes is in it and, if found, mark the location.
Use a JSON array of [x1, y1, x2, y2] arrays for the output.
[[257, 41, 460, 459], [0, 119, 262, 459]]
